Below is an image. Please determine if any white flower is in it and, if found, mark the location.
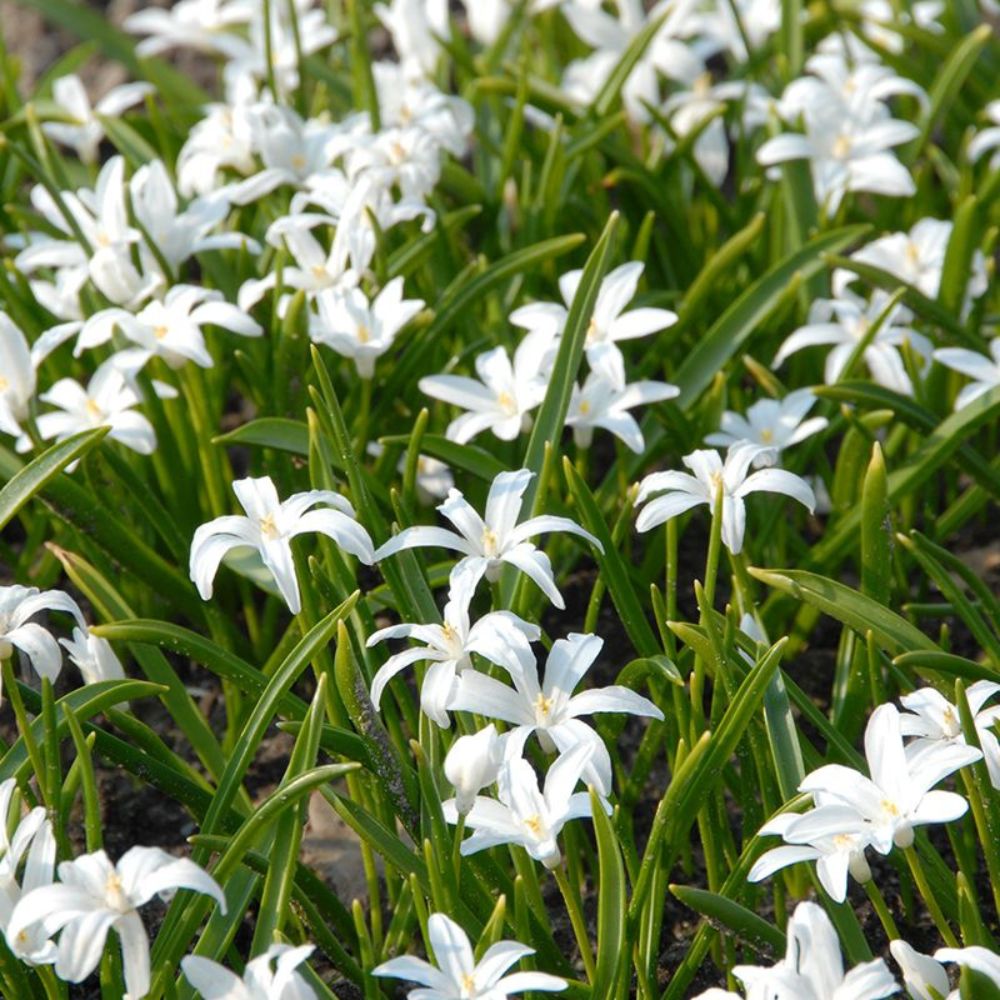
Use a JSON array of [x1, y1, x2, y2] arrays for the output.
[[445, 725, 506, 815], [934, 947, 1000, 993], [59, 628, 127, 686], [772, 289, 930, 396], [176, 99, 258, 198], [124, 0, 252, 57], [0, 779, 56, 952], [190, 476, 374, 614], [0, 313, 35, 438], [934, 339, 1000, 412], [0, 585, 85, 690], [450, 632, 663, 795], [842, 219, 987, 303], [31, 362, 157, 457], [749, 803, 875, 903], [758, 90, 918, 214], [373, 469, 602, 609], [373, 911, 566, 999], [969, 100, 1000, 169], [418, 339, 548, 444], [374, 0, 449, 77], [705, 389, 827, 467], [7, 846, 226, 1000], [566, 373, 679, 453], [309, 278, 424, 378], [182, 942, 317, 1000], [510, 261, 677, 391], [889, 940, 954, 1000], [698, 901, 898, 1000], [635, 443, 815, 554], [130, 160, 260, 272], [800, 703, 981, 853], [899, 682, 1000, 789], [444, 741, 606, 869], [367, 561, 539, 727], [77, 286, 262, 369], [43, 74, 153, 164]]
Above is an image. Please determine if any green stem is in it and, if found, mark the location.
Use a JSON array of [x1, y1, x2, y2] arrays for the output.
[[553, 863, 596, 983], [904, 846, 958, 947], [864, 879, 900, 940]]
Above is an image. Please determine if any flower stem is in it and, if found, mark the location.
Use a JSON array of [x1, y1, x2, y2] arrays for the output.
[[553, 863, 596, 983], [452, 814, 466, 888], [702, 485, 725, 609], [904, 846, 958, 947], [864, 879, 899, 940]]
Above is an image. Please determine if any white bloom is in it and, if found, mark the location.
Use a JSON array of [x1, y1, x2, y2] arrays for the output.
[[705, 389, 827, 466], [130, 160, 260, 272], [176, 99, 258, 198], [77, 286, 262, 369], [858, 0, 944, 54], [43, 74, 153, 164], [800, 703, 981, 853], [444, 741, 606, 869], [190, 476, 375, 614], [367, 561, 539, 727], [124, 0, 252, 57], [749, 804, 875, 903], [566, 373, 678, 452], [934, 947, 1000, 993], [309, 278, 424, 378], [703, 902, 898, 1000], [418, 339, 548, 444], [758, 91, 918, 214], [899, 682, 1000, 789], [773, 289, 930, 396], [0, 779, 56, 953], [374, 0, 449, 76], [373, 469, 602, 609], [445, 725, 506, 815], [451, 632, 662, 795], [969, 100, 1000, 169], [0, 586, 84, 689], [182, 942, 317, 1000], [510, 261, 677, 391], [373, 911, 566, 999], [934, 339, 1000, 412], [889, 940, 954, 1000], [59, 628, 127, 686], [0, 313, 35, 438], [7, 846, 226, 1000], [635, 443, 815, 554], [32, 362, 157, 457]]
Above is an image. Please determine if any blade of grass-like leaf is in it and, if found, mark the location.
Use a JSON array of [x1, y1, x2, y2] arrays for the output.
[[213, 417, 309, 456], [377, 433, 507, 483], [0, 427, 107, 532], [590, 790, 627, 1000], [671, 225, 868, 409], [750, 568, 934, 655], [520, 213, 620, 513], [670, 884, 786, 956]]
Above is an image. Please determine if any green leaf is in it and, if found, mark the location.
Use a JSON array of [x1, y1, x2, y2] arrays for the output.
[[670, 884, 786, 956], [378, 433, 507, 483], [0, 427, 108, 532], [750, 568, 934, 655], [672, 226, 868, 409], [520, 213, 620, 512], [213, 418, 309, 456], [590, 791, 627, 1000]]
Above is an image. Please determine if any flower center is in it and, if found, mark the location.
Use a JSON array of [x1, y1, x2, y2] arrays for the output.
[[461, 973, 477, 996], [832, 833, 854, 849], [259, 513, 280, 539], [832, 134, 853, 159], [693, 71, 713, 97], [585, 316, 600, 344], [85, 399, 103, 420], [759, 427, 774, 443], [291, 153, 307, 172], [523, 814, 544, 836], [881, 799, 900, 817], [578, 399, 591, 416], [105, 871, 130, 913], [905, 241, 921, 266], [481, 527, 499, 557], [0, 375, 8, 391], [534, 691, 554, 722], [497, 391, 517, 416], [357, 323, 371, 344], [941, 705, 960, 737], [154, 324, 168, 341]]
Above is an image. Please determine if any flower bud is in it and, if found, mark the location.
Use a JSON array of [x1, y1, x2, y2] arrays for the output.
[[444, 724, 503, 814]]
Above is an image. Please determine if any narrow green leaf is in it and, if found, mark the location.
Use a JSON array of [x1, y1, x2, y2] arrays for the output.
[[670, 884, 786, 956], [590, 792, 627, 1000]]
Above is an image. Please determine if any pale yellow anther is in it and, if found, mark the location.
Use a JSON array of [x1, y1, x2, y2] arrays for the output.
[[497, 391, 517, 416], [85, 399, 102, 419], [259, 513, 280, 539], [832, 134, 852, 159], [154, 324, 168, 340], [481, 527, 499, 557]]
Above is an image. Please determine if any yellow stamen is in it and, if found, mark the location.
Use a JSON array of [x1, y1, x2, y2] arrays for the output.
[[759, 427, 774, 443], [85, 399, 102, 419], [154, 325, 168, 340], [259, 513, 279, 539], [832, 134, 852, 159]]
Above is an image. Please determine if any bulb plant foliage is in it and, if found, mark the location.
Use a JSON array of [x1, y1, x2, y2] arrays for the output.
[[0, 0, 999, 998]]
